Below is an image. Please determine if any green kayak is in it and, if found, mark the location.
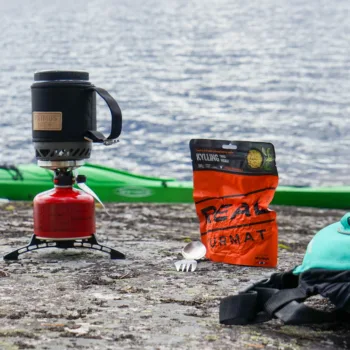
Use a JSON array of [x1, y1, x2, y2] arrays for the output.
[[0, 163, 349, 209]]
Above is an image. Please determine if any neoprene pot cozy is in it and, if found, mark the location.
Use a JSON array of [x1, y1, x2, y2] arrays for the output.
[[31, 70, 122, 163]]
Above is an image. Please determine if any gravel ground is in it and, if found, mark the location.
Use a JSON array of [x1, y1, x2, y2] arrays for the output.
[[0, 202, 349, 350]]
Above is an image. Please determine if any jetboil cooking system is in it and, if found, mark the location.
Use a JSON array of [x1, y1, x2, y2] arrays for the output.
[[4, 70, 125, 260]]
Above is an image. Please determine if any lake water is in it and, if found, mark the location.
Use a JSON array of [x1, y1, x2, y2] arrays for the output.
[[0, 0, 349, 186]]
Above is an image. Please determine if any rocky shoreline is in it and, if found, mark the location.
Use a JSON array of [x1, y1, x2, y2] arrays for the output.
[[0, 202, 349, 349]]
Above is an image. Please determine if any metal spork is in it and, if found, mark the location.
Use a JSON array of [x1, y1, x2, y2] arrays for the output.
[[174, 241, 206, 272]]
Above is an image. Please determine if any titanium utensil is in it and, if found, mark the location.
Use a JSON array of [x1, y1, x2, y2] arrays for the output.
[[174, 241, 206, 272]]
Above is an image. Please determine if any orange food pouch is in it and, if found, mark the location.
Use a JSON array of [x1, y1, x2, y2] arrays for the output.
[[190, 139, 278, 267]]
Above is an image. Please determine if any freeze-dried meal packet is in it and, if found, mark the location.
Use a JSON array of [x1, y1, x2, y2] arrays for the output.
[[190, 139, 278, 267]]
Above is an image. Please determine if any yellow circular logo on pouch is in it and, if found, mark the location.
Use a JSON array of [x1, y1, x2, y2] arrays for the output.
[[247, 149, 263, 169]]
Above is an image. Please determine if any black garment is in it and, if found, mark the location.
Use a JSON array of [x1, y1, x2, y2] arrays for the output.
[[219, 269, 350, 325]]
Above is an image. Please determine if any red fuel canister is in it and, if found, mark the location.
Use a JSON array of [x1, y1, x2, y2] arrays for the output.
[[34, 182, 95, 240]]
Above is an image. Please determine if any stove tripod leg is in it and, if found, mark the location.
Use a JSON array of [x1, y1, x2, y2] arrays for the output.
[[3, 234, 125, 260], [69, 234, 126, 260], [3, 235, 42, 260]]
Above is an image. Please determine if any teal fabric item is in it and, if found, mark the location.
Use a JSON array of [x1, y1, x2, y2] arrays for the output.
[[294, 213, 350, 275]]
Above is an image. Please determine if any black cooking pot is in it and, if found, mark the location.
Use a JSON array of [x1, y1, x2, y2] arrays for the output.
[[31, 70, 122, 162]]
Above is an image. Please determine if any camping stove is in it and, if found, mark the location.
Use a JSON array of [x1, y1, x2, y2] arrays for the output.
[[3, 70, 125, 260]]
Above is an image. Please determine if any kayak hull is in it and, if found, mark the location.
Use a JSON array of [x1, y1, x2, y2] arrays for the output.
[[0, 164, 349, 209]]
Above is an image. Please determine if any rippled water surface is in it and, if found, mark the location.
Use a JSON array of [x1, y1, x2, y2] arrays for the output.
[[0, 0, 349, 186]]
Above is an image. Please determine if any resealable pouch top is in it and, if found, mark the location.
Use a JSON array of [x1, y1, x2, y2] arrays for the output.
[[189, 139, 279, 267]]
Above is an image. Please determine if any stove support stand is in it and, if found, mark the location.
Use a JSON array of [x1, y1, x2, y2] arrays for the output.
[[3, 234, 125, 260]]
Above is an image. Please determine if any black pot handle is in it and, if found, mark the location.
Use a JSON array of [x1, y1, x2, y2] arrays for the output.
[[84, 86, 122, 145]]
